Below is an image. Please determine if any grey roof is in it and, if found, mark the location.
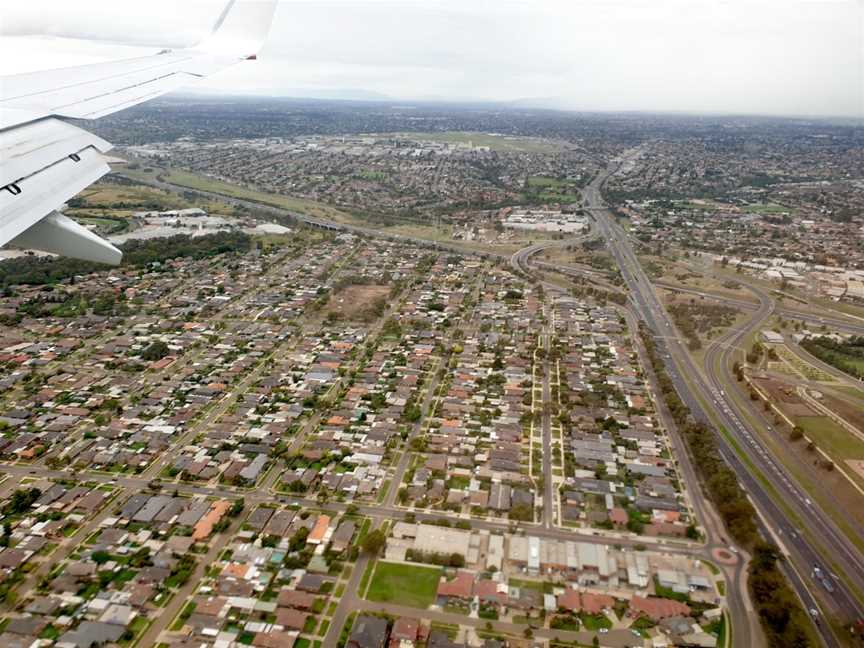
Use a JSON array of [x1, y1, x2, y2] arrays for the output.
[[132, 495, 172, 523], [118, 494, 150, 520], [239, 454, 268, 481], [331, 520, 356, 547], [349, 615, 389, 648], [176, 501, 211, 528], [57, 621, 125, 648]]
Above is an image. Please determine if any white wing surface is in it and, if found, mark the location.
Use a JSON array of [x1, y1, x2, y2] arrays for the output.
[[0, 0, 277, 265]]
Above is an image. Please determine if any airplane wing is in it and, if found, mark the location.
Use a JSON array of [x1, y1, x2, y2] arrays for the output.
[[0, 0, 277, 265]]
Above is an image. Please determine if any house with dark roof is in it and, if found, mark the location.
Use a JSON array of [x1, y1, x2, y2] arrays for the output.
[[348, 615, 390, 648]]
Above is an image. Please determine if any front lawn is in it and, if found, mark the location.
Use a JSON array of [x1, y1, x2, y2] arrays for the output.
[[579, 613, 612, 631], [365, 561, 441, 608]]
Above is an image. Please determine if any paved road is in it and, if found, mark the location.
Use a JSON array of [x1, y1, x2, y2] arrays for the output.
[[540, 321, 554, 529], [621, 307, 761, 648], [510, 205, 759, 647], [783, 339, 864, 388], [654, 280, 864, 337], [0, 462, 707, 556], [586, 159, 863, 645], [701, 285, 864, 632], [139, 510, 241, 646], [72, 165, 864, 644], [324, 551, 371, 648]]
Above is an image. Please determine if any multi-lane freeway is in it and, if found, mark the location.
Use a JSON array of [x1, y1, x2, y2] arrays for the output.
[[583, 159, 864, 647], [509, 228, 762, 648], [120, 161, 864, 645]]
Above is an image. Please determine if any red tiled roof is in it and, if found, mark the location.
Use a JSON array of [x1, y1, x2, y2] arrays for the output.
[[391, 617, 419, 641], [473, 579, 508, 605], [630, 595, 691, 620], [308, 515, 331, 543], [609, 508, 628, 525], [277, 589, 316, 610], [581, 593, 616, 615], [437, 571, 474, 599], [276, 608, 308, 630], [557, 588, 581, 612]]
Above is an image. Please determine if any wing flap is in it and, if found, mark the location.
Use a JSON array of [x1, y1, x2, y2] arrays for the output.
[[0, 144, 110, 249], [0, 0, 278, 264], [10, 211, 122, 265], [0, 117, 111, 187]]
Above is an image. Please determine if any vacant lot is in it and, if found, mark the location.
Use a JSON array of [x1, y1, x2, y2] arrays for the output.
[[752, 376, 817, 417], [326, 284, 389, 321], [365, 561, 441, 608], [774, 346, 836, 382]]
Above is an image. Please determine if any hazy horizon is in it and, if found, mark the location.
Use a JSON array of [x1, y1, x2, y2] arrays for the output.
[[2, 0, 863, 119]]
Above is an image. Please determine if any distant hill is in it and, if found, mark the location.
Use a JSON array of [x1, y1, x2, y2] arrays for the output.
[[178, 87, 392, 102], [283, 88, 393, 102]]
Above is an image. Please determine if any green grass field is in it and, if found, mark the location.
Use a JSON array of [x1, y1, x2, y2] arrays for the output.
[[117, 166, 359, 225], [538, 191, 582, 203], [365, 561, 441, 608], [743, 203, 794, 215], [525, 175, 583, 204], [676, 200, 721, 211], [527, 176, 569, 188], [397, 131, 566, 153], [795, 416, 864, 486], [831, 385, 864, 402]]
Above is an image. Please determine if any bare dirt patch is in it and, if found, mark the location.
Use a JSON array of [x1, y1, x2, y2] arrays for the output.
[[325, 284, 390, 322], [751, 376, 817, 416]]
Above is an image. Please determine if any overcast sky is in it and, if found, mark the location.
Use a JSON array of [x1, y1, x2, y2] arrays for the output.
[[1, 0, 862, 117]]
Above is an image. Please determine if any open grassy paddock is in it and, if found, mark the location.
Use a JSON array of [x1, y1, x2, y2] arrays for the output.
[[117, 166, 360, 225], [364, 561, 441, 608], [398, 131, 568, 154]]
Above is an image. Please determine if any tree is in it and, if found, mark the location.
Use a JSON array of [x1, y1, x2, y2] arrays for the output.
[[141, 340, 169, 362], [229, 498, 245, 517], [3, 488, 41, 516], [92, 550, 111, 564], [509, 503, 532, 522], [362, 529, 387, 555]]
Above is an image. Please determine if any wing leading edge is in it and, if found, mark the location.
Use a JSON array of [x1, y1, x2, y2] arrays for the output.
[[0, 0, 278, 264]]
